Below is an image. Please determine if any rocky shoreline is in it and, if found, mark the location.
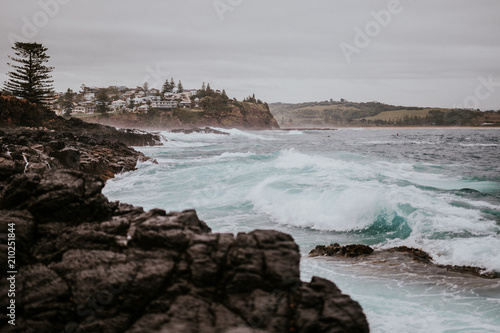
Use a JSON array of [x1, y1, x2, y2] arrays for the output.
[[309, 244, 500, 279], [0, 98, 369, 332]]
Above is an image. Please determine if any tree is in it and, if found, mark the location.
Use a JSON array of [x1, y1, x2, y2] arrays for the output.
[[61, 88, 76, 116], [169, 78, 175, 93], [96, 88, 110, 114], [162, 78, 176, 94], [177, 80, 184, 93], [161, 79, 169, 94], [201, 95, 232, 124], [142, 82, 149, 93], [3, 42, 54, 106]]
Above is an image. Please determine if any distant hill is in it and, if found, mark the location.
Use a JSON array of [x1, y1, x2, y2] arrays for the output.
[[270, 101, 500, 127]]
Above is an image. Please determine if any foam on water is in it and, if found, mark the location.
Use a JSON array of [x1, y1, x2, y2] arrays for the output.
[[104, 128, 500, 332]]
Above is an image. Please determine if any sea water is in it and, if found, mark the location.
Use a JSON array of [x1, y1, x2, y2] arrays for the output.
[[104, 128, 500, 332]]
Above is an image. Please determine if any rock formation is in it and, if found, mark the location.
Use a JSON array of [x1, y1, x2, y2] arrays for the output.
[[0, 170, 370, 333], [309, 244, 500, 279], [0, 128, 154, 182]]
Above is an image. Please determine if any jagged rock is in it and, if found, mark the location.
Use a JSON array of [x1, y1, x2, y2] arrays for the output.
[[309, 243, 374, 257], [0, 170, 370, 332], [49, 147, 80, 169], [388, 246, 433, 264], [310, 243, 500, 279], [0, 128, 157, 182], [0, 96, 164, 147]]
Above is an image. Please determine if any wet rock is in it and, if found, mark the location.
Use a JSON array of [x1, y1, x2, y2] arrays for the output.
[[309, 243, 374, 257], [310, 243, 500, 279], [438, 265, 500, 279], [388, 246, 433, 264]]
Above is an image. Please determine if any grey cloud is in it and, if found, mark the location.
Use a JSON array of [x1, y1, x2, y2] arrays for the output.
[[0, 0, 499, 109]]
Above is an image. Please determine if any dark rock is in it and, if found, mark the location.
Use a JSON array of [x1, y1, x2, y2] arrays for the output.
[[0, 128, 157, 182], [49, 147, 80, 169], [47, 140, 65, 151], [309, 244, 374, 257], [310, 243, 499, 280], [0, 170, 110, 224], [0, 96, 163, 147], [388, 246, 433, 264], [438, 265, 500, 279], [26, 162, 50, 175], [0, 170, 370, 333]]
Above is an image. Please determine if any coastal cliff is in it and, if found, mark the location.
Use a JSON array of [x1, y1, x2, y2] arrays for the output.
[[82, 101, 280, 130], [0, 98, 369, 332]]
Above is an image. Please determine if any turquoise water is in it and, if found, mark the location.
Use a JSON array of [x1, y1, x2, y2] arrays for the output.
[[104, 128, 500, 332]]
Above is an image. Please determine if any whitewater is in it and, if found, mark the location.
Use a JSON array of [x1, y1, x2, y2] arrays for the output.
[[104, 128, 500, 332]]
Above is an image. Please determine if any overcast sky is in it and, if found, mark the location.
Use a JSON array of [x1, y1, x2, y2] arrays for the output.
[[1, 0, 499, 110]]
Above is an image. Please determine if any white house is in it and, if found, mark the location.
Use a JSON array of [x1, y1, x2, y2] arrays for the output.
[[132, 97, 145, 104], [147, 88, 159, 96], [184, 89, 198, 97], [112, 100, 126, 108], [72, 106, 87, 114], [152, 100, 178, 109], [137, 104, 149, 112], [144, 95, 161, 102]]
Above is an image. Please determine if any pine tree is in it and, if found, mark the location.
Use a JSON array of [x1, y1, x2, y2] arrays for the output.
[[162, 79, 169, 94], [177, 80, 184, 93], [3, 42, 54, 106], [170, 78, 175, 92], [201, 82, 206, 91], [61, 88, 75, 116], [96, 88, 110, 114]]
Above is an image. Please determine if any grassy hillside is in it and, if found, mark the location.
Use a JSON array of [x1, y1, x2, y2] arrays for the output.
[[270, 101, 500, 127]]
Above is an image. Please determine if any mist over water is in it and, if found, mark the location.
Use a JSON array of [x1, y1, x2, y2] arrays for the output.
[[104, 128, 500, 332]]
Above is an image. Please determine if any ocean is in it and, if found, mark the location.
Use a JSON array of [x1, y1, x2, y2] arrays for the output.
[[103, 128, 500, 332]]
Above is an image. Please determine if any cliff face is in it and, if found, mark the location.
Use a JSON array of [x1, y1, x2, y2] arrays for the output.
[[83, 102, 280, 130]]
